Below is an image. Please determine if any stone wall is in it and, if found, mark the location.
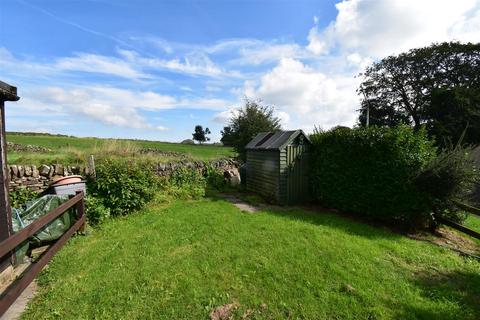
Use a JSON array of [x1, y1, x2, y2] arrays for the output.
[[8, 164, 90, 193], [8, 158, 240, 193]]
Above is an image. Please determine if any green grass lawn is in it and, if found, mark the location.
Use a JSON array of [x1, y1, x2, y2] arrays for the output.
[[22, 198, 480, 319], [464, 214, 480, 246], [7, 133, 234, 165], [464, 214, 480, 231]]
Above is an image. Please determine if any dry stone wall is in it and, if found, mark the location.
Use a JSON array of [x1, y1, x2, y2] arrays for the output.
[[8, 158, 240, 193], [8, 164, 90, 192]]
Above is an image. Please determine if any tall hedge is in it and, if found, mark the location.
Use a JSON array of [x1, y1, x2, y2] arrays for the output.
[[310, 126, 436, 227]]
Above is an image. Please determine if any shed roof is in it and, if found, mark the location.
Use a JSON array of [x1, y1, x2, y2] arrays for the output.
[[245, 130, 311, 150], [0, 81, 19, 102]]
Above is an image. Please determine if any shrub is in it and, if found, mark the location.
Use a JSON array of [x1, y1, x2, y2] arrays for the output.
[[88, 159, 157, 216], [310, 125, 437, 228], [10, 187, 38, 208], [204, 164, 226, 192], [160, 167, 206, 199], [85, 196, 111, 225], [414, 143, 478, 224]]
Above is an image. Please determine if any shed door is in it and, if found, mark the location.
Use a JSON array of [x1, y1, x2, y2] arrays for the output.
[[286, 145, 310, 204]]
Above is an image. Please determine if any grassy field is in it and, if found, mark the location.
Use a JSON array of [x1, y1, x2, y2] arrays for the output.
[[22, 198, 480, 319], [7, 133, 235, 165]]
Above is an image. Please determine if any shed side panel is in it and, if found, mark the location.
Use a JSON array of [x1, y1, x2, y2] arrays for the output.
[[246, 150, 279, 202], [278, 149, 288, 205]]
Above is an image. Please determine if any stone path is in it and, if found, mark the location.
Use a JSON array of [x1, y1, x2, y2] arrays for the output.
[[218, 194, 258, 213]]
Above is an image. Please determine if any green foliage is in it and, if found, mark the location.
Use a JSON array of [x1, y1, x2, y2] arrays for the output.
[[358, 42, 480, 132], [204, 165, 226, 192], [85, 196, 111, 225], [414, 143, 478, 223], [160, 167, 206, 199], [426, 87, 480, 147], [192, 125, 211, 144], [87, 159, 157, 216], [310, 125, 437, 228], [220, 98, 281, 160], [9, 187, 38, 208]]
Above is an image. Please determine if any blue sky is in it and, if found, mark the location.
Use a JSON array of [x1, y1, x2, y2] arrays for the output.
[[1, 0, 479, 142]]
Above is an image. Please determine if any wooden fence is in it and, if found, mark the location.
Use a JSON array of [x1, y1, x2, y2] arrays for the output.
[[435, 200, 480, 240], [0, 191, 85, 316]]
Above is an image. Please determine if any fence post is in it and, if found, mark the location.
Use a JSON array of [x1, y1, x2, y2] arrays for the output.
[[75, 191, 86, 233], [88, 155, 96, 179], [0, 82, 19, 273]]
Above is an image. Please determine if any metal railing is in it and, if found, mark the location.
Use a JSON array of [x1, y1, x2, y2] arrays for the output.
[[0, 191, 85, 316]]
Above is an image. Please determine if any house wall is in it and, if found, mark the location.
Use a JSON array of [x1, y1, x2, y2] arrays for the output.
[[246, 150, 279, 202]]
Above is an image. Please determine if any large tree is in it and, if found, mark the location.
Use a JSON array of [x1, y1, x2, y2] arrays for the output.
[[221, 99, 281, 160], [358, 42, 480, 134]]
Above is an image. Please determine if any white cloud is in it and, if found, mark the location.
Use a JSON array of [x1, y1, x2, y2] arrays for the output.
[[55, 53, 149, 79], [231, 42, 302, 66], [213, 109, 235, 124], [276, 111, 290, 126], [245, 58, 360, 129], [307, 17, 328, 55], [310, 0, 480, 57], [119, 49, 237, 78], [20, 86, 177, 130], [15, 84, 233, 132]]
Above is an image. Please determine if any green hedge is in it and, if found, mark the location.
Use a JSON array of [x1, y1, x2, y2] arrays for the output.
[[310, 126, 436, 227]]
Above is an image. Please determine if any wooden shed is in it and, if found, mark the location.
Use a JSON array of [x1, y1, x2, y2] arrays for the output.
[[245, 130, 312, 205]]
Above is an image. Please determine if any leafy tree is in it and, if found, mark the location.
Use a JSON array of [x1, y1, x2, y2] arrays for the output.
[[221, 99, 281, 160], [220, 126, 234, 147], [358, 98, 410, 127], [192, 125, 211, 144], [425, 87, 480, 147], [358, 42, 480, 131]]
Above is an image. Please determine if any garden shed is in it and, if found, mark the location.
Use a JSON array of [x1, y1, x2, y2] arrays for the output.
[[245, 130, 311, 205]]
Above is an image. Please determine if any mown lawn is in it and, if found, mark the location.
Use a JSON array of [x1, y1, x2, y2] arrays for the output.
[[22, 198, 480, 319], [7, 133, 234, 165]]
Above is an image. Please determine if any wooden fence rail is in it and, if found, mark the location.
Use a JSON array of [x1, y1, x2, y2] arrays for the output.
[[0, 191, 85, 317], [452, 200, 480, 217], [434, 200, 480, 241]]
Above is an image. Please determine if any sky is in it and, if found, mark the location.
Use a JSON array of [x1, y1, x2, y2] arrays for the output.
[[1, 0, 479, 142]]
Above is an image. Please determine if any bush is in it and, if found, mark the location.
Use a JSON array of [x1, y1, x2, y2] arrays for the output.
[[160, 167, 206, 199], [310, 125, 436, 228], [85, 196, 111, 225], [204, 165, 226, 192], [88, 159, 157, 216], [10, 187, 38, 208], [414, 143, 478, 224]]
